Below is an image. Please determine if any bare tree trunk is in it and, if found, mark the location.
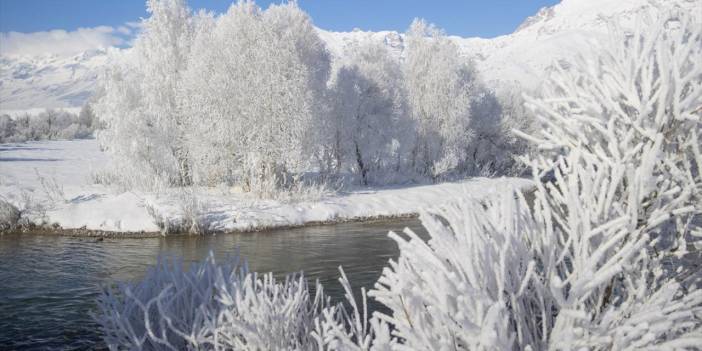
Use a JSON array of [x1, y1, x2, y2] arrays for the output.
[[355, 141, 368, 186], [173, 145, 192, 186]]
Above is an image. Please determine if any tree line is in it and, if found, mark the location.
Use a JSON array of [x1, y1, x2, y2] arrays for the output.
[[94, 0, 533, 195], [0, 105, 96, 143]]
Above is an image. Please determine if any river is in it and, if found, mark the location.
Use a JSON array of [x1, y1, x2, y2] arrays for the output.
[[0, 219, 427, 350]]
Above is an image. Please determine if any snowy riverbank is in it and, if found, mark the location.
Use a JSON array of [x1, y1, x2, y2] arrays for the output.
[[1, 140, 533, 234]]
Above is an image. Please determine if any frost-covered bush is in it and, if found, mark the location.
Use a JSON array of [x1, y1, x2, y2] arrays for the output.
[[515, 9, 702, 349], [95, 252, 378, 350], [95, 253, 317, 349], [371, 190, 537, 349], [0, 115, 16, 142], [0, 197, 21, 232]]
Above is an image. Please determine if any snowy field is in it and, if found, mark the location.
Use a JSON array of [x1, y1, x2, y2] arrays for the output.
[[0, 139, 533, 233]]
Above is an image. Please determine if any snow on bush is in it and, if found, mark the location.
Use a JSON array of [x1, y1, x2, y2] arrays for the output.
[[95, 253, 323, 350], [0, 197, 21, 232], [371, 190, 536, 349], [372, 9, 702, 340], [515, 8, 702, 349], [95, 252, 382, 350]]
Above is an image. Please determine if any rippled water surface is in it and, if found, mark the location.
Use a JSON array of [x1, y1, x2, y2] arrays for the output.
[[0, 219, 427, 350]]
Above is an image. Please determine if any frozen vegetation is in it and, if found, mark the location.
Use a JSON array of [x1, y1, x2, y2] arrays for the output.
[[91, 2, 702, 350], [92, 0, 532, 196], [0, 0, 700, 348], [0, 104, 97, 143]]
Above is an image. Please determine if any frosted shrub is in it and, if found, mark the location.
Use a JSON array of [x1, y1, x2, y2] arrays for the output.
[[95, 251, 388, 350], [95, 253, 329, 350], [146, 187, 208, 234], [0, 115, 16, 142], [519, 8, 701, 349], [371, 190, 537, 349], [0, 197, 21, 232]]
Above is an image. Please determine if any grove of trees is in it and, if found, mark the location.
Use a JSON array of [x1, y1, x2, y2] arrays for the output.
[[93, 0, 530, 196], [0, 105, 96, 143]]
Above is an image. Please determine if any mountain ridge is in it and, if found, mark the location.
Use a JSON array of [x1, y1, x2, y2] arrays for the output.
[[1, 0, 695, 114]]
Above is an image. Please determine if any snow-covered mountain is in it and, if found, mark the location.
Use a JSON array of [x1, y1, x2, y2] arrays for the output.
[[454, 0, 700, 90], [1, 0, 697, 114], [0, 49, 110, 114]]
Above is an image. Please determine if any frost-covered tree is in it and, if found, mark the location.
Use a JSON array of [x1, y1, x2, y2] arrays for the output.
[[404, 19, 476, 180], [78, 103, 96, 130], [330, 42, 410, 185], [182, 1, 330, 195], [0, 115, 16, 142], [94, 0, 194, 188], [464, 84, 536, 177]]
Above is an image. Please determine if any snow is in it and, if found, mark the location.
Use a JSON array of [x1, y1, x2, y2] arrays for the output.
[[0, 139, 159, 232], [0, 139, 533, 233]]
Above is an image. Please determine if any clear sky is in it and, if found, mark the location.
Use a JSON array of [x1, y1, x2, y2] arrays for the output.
[[0, 0, 560, 38]]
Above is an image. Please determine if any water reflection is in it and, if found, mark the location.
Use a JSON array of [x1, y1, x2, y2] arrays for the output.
[[0, 219, 427, 350]]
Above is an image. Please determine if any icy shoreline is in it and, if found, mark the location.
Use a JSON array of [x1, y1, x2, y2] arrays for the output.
[[0, 140, 534, 235]]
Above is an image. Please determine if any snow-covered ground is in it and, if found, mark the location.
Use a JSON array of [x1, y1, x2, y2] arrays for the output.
[[0, 139, 533, 234]]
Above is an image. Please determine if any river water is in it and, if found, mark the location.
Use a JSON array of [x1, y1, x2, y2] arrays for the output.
[[0, 219, 427, 350]]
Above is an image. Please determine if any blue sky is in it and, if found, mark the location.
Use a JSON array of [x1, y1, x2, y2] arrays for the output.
[[0, 0, 561, 57], [1, 0, 559, 38]]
